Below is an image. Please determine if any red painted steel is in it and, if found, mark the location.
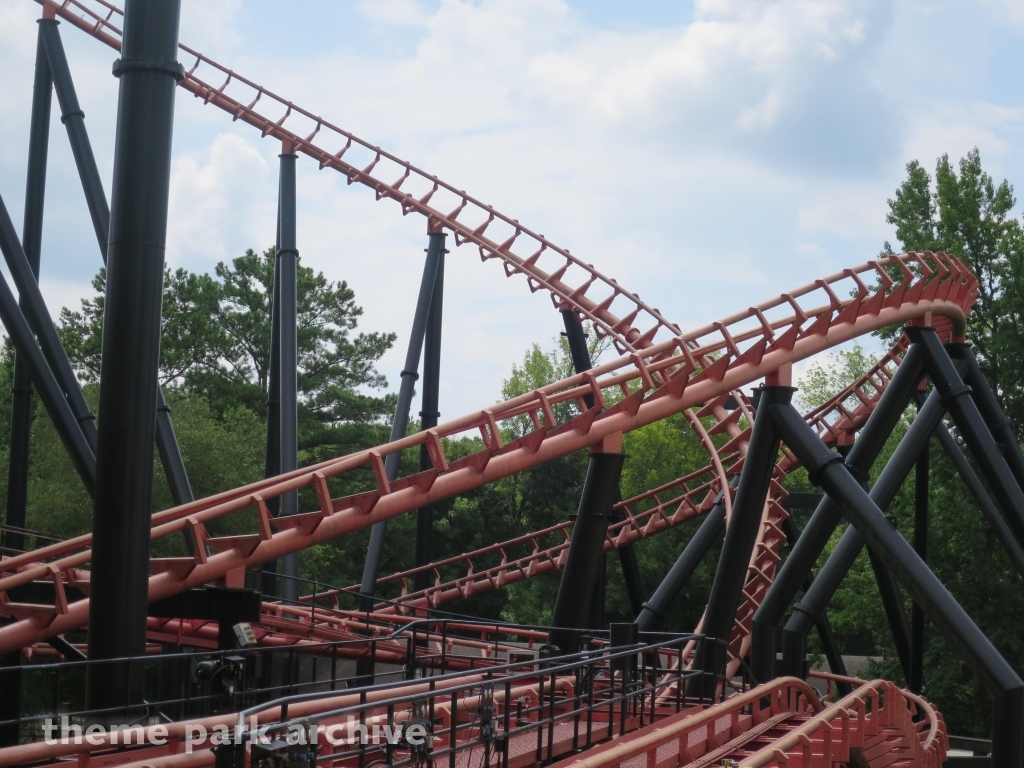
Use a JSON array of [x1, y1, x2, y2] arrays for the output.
[[0, 250, 974, 656], [546, 678, 947, 768], [0, 3, 991, 763]]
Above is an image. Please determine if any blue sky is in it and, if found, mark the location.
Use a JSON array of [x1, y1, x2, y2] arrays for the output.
[[1, 0, 1023, 417]]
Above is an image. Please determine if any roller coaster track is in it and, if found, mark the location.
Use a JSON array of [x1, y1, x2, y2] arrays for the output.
[[550, 676, 947, 768], [36, 0, 683, 356], [302, 338, 912, 616], [0, 248, 976, 657], [0, 5, 986, 765], [0, 4, 975, 680]]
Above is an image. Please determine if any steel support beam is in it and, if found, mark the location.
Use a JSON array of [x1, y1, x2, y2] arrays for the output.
[[635, 497, 726, 632], [690, 386, 792, 696], [414, 232, 446, 592], [770, 400, 1024, 764], [750, 342, 926, 682], [948, 343, 1024, 496], [360, 233, 445, 606], [277, 149, 299, 603], [43, 18, 194, 512], [549, 451, 625, 652], [562, 308, 646, 614], [781, 524, 862, 678], [561, 309, 595, 409], [777, 514, 849, 691], [776, 387, 943, 682], [86, 0, 182, 716], [6, 19, 52, 554], [261, 197, 283, 597], [865, 536, 913, 681], [0, 204, 95, 491], [910, 424, 928, 694], [40, 19, 108, 256], [911, 326, 1024, 553], [925, 396, 1024, 577], [615, 513, 647, 620]]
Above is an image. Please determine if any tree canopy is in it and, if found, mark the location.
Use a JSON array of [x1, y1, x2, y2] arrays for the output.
[[59, 248, 397, 462]]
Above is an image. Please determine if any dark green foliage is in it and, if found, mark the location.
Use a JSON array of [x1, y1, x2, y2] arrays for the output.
[[794, 148, 1024, 737], [58, 248, 397, 461]]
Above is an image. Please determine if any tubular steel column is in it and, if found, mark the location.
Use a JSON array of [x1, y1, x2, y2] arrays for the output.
[[414, 231, 446, 591], [927, 402, 1024, 576], [278, 148, 300, 604], [360, 233, 445, 607], [262, 203, 283, 597], [549, 451, 626, 652], [769, 401, 1024, 765], [911, 326, 1024, 552], [749, 342, 926, 682], [615, 507, 647, 620], [561, 309, 595, 409], [5, 18, 52, 554], [634, 497, 726, 632], [948, 342, 1024, 494], [561, 308, 646, 612], [0, 228, 95, 490], [690, 386, 792, 696], [775, 387, 944, 681], [778, 515, 849, 688], [40, 19, 108, 256], [43, 18, 194, 511], [910, 426, 928, 694], [86, 0, 183, 715]]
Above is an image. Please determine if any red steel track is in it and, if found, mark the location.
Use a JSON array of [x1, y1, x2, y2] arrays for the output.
[[0, 3, 981, 765], [0, 6, 973, 677], [0, 249, 975, 655]]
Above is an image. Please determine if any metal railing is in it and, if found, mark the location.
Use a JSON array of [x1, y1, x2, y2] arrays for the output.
[[222, 633, 726, 768], [0, 617, 570, 746]]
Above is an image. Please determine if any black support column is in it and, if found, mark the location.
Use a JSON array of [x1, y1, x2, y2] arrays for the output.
[[948, 343, 1024, 495], [911, 326, 1024, 552], [776, 387, 944, 681], [777, 513, 849, 688], [561, 308, 645, 616], [5, 18, 52, 554], [86, 0, 183, 716], [634, 497, 726, 632], [927, 400, 1024, 576], [549, 451, 625, 652], [277, 148, 299, 603], [360, 233, 445, 606], [261, 202, 283, 597], [910, 418, 928, 694], [769, 399, 1024, 766], [690, 386, 792, 697], [43, 18, 194, 512], [414, 231, 446, 592], [749, 342, 926, 683]]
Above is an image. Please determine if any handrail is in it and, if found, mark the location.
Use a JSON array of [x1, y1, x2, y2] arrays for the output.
[[739, 679, 947, 767], [552, 678, 823, 768]]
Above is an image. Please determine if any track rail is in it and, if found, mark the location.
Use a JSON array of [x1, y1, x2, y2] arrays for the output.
[[739, 679, 947, 767], [37, 0, 683, 355], [299, 336, 911, 617], [0, 250, 975, 654]]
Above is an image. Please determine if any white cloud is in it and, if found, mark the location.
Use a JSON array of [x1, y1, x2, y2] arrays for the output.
[[1, 0, 1023, 418], [356, 0, 428, 26], [167, 133, 275, 270]]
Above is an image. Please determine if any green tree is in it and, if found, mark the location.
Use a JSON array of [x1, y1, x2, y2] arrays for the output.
[[884, 148, 1024, 425], [59, 248, 397, 462]]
